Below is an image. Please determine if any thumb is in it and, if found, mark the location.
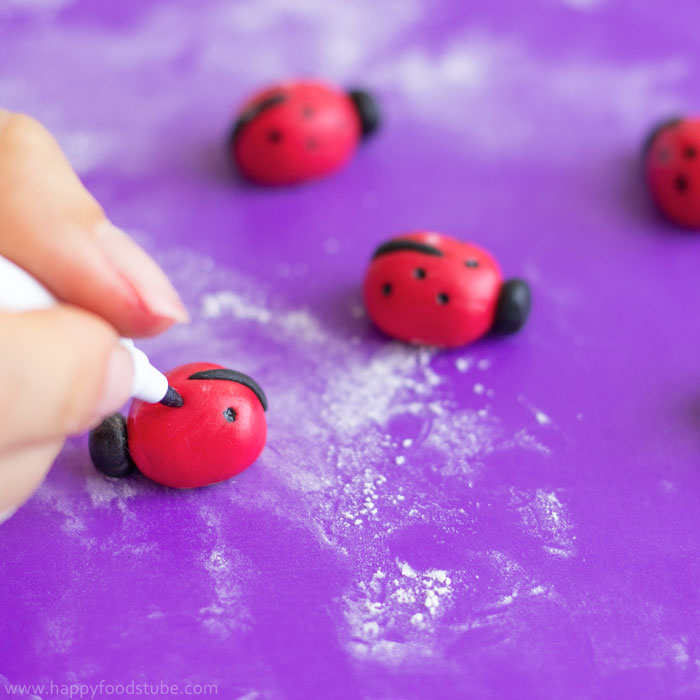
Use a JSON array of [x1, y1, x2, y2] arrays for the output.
[[0, 306, 134, 452]]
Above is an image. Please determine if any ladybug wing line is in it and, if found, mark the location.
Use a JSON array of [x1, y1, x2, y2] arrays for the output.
[[642, 117, 682, 158], [230, 93, 289, 144], [372, 239, 443, 260], [188, 369, 268, 411]]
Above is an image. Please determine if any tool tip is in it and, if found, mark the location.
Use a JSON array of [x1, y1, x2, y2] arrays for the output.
[[160, 385, 183, 408]]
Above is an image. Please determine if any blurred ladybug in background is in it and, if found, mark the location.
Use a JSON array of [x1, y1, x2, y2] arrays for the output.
[[89, 362, 267, 489], [229, 80, 380, 185], [363, 232, 532, 348], [644, 117, 700, 229]]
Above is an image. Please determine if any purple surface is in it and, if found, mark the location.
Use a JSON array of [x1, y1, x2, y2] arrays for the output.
[[2, 1, 700, 698]]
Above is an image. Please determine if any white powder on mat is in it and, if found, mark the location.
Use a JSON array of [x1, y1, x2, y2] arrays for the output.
[[374, 31, 686, 161], [513, 488, 576, 559], [40, 245, 568, 666], [343, 559, 455, 663], [154, 250, 568, 662]]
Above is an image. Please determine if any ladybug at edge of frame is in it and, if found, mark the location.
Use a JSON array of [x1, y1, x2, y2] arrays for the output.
[[643, 116, 700, 229]]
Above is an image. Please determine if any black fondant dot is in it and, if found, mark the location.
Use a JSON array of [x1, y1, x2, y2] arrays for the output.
[[268, 129, 283, 143], [414, 268, 427, 279], [437, 292, 449, 305], [685, 145, 698, 159], [676, 174, 689, 193], [382, 282, 393, 296], [223, 407, 237, 423], [465, 259, 479, 268]]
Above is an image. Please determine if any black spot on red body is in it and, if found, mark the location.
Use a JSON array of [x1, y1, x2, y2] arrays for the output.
[[223, 407, 237, 423], [382, 283, 393, 296], [414, 268, 427, 279], [437, 293, 449, 305], [676, 174, 689, 193]]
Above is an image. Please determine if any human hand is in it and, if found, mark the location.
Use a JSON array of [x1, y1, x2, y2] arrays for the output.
[[0, 110, 187, 518]]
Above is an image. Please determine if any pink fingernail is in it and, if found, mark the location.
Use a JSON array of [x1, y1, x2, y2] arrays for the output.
[[95, 221, 189, 324], [93, 344, 134, 420]]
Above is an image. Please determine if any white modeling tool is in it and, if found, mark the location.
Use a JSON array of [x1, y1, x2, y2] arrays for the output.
[[0, 254, 174, 404]]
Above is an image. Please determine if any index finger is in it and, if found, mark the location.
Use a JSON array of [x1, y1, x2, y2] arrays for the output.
[[0, 110, 188, 337]]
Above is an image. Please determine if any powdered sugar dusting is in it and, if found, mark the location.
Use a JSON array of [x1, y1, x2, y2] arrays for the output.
[[23, 239, 568, 670], [137, 248, 568, 662], [376, 32, 686, 160], [514, 488, 576, 558], [198, 506, 253, 638], [3, 0, 694, 692], [344, 559, 455, 663]]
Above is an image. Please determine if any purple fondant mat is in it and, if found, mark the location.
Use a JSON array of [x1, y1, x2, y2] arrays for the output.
[[2, 1, 700, 698]]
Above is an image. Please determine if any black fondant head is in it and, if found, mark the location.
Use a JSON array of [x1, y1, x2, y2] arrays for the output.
[[348, 89, 380, 139], [230, 93, 288, 145], [188, 369, 268, 411], [89, 414, 136, 479], [372, 239, 443, 260], [642, 117, 681, 159], [493, 279, 531, 334]]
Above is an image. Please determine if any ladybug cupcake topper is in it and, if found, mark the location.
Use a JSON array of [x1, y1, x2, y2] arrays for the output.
[[230, 80, 380, 185], [89, 362, 268, 489], [363, 231, 531, 348], [643, 117, 700, 228]]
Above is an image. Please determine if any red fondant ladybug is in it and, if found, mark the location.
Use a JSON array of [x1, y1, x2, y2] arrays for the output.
[[644, 117, 700, 228], [363, 232, 531, 348], [229, 80, 380, 185], [89, 362, 267, 489]]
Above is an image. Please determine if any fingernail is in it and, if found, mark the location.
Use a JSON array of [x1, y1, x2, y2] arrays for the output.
[[95, 221, 189, 324], [93, 344, 134, 420]]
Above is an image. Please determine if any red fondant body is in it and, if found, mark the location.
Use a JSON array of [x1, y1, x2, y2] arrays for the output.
[[645, 118, 700, 228], [127, 362, 267, 489], [363, 232, 503, 348], [231, 80, 361, 185]]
